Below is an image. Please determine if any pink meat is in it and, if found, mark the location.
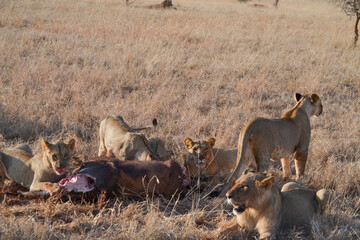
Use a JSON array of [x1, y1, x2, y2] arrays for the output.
[[58, 173, 95, 192]]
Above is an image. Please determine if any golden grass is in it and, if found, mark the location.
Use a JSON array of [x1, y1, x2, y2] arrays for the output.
[[0, 0, 359, 239]]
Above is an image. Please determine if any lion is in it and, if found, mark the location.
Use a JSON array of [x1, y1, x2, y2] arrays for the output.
[[216, 92, 323, 196], [0, 139, 75, 196], [98, 115, 161, 161], [59, 157, 189, 198], [183, 137, 254, 180], [147, 138, 172, 160], [223, 169, 329, 239]]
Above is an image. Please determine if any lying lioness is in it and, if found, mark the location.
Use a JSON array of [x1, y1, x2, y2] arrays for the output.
[[183, 137, 254, 178], [224, 170, 329, 239], [0, 139, 75, 196], [98, 115, 161, 161], [59, 157, 189, 198]]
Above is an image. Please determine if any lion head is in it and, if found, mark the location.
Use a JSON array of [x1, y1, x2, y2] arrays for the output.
[[226, 169, 275, 215], [294, 92, 323, 117], [42, 139, 75, 175], [183, 137, 216, 170]]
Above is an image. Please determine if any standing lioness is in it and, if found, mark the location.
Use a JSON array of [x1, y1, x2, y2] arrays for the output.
[[0, 139, 75, 196], [217, 92, 323, 196]]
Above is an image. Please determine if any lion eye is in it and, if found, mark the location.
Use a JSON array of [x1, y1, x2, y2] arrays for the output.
[[239, 185, 248, 191], [52, 155, 58, 161]]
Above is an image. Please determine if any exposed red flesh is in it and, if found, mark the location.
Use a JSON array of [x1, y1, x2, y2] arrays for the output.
[[59, 173, 96, 192]]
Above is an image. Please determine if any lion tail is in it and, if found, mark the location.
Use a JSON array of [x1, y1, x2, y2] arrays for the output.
[[132, 118, 158, 132], [109, 116, 157, 132], [216, 119, 257, 197]]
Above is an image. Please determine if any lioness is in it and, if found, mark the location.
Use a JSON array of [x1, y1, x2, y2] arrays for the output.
[[98, 116, 161, 161], [59, 157, 189, 198], [217, 92, 323, 196], [0, 139, 75, 196], [224, 170, 329, 239], [183, 137, 254, 179], [148, 138, 172, 160]]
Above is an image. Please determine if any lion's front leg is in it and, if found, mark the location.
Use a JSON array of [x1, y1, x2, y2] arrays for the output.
[[216, 217, 240, 238], [98, 140, 107, 156], [30, 181, 61, 196], [202, 218, 239, 240], [257, 218, 279, 240], [259, 231, 273, 239]]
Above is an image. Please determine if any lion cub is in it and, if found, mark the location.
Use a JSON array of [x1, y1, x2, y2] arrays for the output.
[[225, 169, 329, 239], [183, 137, 254, 180], [0, 139, 75, 196]]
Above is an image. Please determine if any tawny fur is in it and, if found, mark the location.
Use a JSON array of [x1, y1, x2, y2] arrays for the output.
[[223, 171, 329, 239], [218, 92, 323, 196], [98, 116, 160, 161], [147, 138, 172, 161], [0, 139, 75, 196], [183, 137, 255, 182]]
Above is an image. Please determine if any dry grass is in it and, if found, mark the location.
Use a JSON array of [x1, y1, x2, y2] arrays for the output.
[[0, 0, 359, 238]]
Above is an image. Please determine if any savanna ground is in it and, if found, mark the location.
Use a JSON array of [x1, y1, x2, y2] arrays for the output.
[[0, 0, 359, 239]]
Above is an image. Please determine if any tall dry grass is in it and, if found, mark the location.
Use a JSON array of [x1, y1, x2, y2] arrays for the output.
[[0, 0, 359, 239]]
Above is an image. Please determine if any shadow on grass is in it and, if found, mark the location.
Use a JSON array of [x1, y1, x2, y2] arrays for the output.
[[0, 104, 57, 142], [0, 104, 92, 143]]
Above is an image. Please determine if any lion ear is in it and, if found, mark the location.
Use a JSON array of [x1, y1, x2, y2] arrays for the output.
[[310, 94, 320, 104], [206, 137, 216, 149], [256, 176, 274, 190], [294, 92, 302, 102], [66, 139, 75, 151], [184, 138, 194, 150], [41, 139, 52, 153]]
